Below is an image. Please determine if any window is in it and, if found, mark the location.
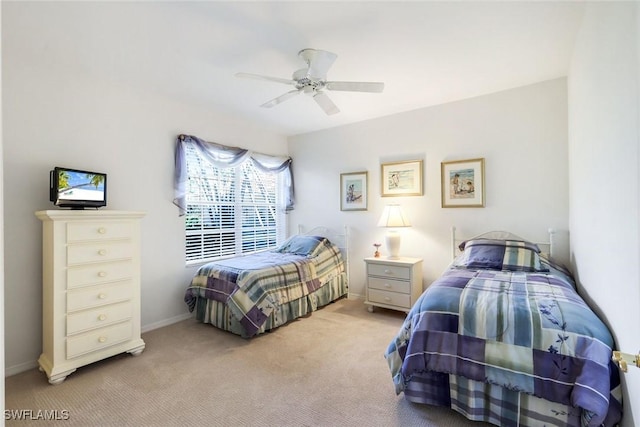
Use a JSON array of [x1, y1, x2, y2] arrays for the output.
[[183, 143, 286, 264]]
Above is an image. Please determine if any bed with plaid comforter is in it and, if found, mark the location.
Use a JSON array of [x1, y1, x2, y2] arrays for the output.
[[385, 259, 622, 427], [185, 236, 346, 337]]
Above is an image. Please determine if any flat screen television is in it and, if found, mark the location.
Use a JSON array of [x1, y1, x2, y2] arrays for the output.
[[49, 166, 107, 209]]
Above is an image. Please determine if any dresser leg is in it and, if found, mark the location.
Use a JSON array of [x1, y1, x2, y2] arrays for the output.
[[367, 305, 374, 313], [127, 343, 145, 357], [47, 368, 76, 385]]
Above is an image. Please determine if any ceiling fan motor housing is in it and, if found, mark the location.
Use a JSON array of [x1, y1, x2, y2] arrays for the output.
[[293, 69, 324, 93]]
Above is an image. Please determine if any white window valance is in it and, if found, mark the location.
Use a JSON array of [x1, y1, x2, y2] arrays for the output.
[[173, 134, 294, 215]]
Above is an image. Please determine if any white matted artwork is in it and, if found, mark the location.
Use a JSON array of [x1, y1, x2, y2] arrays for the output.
[[340, 171, 368, 211], [381, 160, 423, 197], [441, 158, 485, 208]]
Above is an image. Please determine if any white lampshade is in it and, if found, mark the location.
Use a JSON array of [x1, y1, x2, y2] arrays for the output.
[[377, 205, 411, 259], [377, 205, 412, 228]]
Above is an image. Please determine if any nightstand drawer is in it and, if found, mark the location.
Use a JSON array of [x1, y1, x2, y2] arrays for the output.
[[364, 257, 423, 314], [368, 277, 411, 294], [368, 289, 411, 309], [368, 263, 411, 280]]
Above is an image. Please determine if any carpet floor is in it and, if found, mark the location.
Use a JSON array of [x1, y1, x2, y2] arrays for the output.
[[6, 298, 492, 427]]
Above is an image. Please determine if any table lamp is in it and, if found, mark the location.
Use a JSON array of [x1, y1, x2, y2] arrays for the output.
[[377, 204, 411, 259]]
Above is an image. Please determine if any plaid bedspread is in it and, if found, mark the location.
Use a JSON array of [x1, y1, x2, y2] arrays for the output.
[[385, 263, 622, 427], [184, 241, 344, 337]]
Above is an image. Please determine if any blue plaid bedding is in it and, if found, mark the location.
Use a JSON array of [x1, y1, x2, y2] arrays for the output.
[[185, 238, 346, 337], [385, 260, 622, 427]]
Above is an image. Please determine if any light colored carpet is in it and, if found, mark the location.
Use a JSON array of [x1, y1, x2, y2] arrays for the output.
[[6, 298, 492, 427]]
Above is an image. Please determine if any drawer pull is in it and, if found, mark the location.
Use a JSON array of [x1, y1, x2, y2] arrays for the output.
[[98, 314, 107, 321], [98, 293, 107, 300], [98, 271, 107, 278], [98, 249, 107, 256], [384, 283, 391, 288], [384, 297, 391, 302], [98, 336, 107, 343], [98, 227, 107, 234]]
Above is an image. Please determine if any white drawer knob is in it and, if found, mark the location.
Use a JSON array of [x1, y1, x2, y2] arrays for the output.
[[98, 249, 107, 256], [384, 269, 393, 275], [98, 271, 107, 278], [98, 293, 107, 299], [384, 297, 391, 302], [384, 283, 391, 288], [98, 336, 107, 343], [98, 314, 106, 321], [98, 227, 107, 234]]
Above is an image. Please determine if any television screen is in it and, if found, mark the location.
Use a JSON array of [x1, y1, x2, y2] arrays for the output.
[[50, 167, 107, 209]]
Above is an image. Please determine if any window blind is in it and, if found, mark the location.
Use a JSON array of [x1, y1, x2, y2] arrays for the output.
[[183, 143, 285, 264]]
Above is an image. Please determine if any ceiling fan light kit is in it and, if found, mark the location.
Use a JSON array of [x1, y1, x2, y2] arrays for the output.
[[236, 48, 384, 115]]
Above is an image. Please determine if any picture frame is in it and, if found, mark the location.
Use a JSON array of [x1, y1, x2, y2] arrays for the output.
[[380, 160, 423, 197], [441, 158, 485, 208], [340, 171, 368, 211]]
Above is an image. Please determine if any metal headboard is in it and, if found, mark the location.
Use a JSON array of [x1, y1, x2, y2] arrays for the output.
[[297, 224, 350, 286], [451, 226, 570, 267]]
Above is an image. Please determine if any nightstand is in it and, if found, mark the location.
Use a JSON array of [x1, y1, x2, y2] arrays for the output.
[[364, 257, 423, 313]]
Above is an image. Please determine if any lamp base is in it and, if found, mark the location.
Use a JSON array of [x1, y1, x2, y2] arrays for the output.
[[385, 231, 401, 259]]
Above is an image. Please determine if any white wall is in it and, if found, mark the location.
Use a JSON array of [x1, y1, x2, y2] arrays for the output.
[[568, 3, 640, 426], [288, 78, 569, 298], [1, 2, 6, 421], [2, 4, 288, 374]]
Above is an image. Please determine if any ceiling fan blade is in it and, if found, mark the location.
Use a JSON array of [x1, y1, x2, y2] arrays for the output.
[[313, 91, 340, 115], [325, 81, 385, 93], [260, 89, 302, 108], [235, 72, 295, 86], [299, 48, 337, 79]]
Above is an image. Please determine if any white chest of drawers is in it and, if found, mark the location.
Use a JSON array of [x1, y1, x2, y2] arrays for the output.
[[35, 210, 146, 384], [364, 257, 423, 313]]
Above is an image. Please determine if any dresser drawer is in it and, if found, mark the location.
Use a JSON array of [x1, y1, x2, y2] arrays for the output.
[[368, 263, 411, 280], [368, 277, 411, 294], [368, 289, 411, 309], [67, 260, 134, 289], [66, 221, 132, 243], [67, 301, 133, 336], [66, 321, 133, 359], [67, 241, 133, 265], [67, 282, 132, 312]]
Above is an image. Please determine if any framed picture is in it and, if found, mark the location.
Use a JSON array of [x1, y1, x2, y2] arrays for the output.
[[340, 171, 368, 211], [381, 160, 423, 197], [441, 158, 485, 208]]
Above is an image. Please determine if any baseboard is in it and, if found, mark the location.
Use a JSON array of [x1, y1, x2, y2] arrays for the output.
[[6, 313, 193, 378], [5, 359, 39, 377], [141, 312, 192, 334], [347, 292, 365, 300]]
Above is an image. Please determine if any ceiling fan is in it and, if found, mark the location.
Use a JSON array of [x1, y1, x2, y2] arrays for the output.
[[235, 48, 384, 115]]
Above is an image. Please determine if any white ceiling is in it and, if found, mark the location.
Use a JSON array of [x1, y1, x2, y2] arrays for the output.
[[28, 1, 587, 136]]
